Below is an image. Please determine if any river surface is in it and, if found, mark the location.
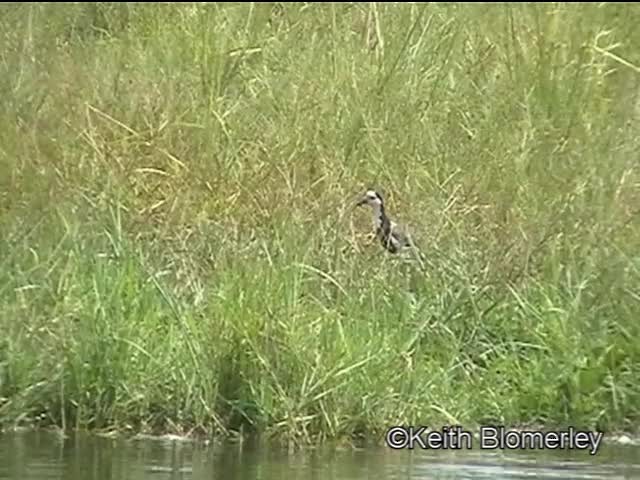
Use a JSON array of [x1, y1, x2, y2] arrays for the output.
[[0, 430, 638, 479]]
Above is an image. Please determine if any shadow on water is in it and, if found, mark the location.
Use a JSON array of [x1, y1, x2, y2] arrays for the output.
[[0, 431, 638, 480]]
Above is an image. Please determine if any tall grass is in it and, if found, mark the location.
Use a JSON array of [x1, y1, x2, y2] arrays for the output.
[[1, 3, 639, 445]]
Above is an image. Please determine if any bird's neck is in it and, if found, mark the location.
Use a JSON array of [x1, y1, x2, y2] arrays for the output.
[[371, 204, 389, 232]]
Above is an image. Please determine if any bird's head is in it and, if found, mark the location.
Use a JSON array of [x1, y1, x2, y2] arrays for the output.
[[356, 190, 384, 208]]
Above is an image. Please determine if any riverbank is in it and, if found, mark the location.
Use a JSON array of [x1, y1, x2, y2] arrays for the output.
[[2, 424, 640, 453], [1, 3, 638, 445]]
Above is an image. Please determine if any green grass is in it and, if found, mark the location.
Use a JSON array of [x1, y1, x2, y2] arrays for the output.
[[1, 3, 639, 446]]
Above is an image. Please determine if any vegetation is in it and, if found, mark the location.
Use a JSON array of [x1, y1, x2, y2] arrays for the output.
[[1, 3, 638, 446]]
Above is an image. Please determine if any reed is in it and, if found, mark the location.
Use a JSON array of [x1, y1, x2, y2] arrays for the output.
[[1, 3, 638, 444]]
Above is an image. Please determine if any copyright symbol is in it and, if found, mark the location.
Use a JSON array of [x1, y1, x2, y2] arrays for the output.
[[386, 427, 409, 449]]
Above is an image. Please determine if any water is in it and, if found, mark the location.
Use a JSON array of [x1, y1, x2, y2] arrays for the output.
[[0, 431, 638, 480]]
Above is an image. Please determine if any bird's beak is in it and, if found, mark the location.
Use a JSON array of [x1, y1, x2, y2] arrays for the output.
[[356, 198, 367, 207]]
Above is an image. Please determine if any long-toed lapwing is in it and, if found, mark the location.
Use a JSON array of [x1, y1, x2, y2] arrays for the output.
[[356, 189, 415, 254]]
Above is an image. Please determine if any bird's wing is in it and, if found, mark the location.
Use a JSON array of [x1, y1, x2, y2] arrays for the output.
[[391, 221, 427, 268], [390, 221, 413, 247]]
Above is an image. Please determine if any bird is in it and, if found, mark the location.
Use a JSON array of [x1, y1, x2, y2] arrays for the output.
[[356, 189, 415, 254]]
